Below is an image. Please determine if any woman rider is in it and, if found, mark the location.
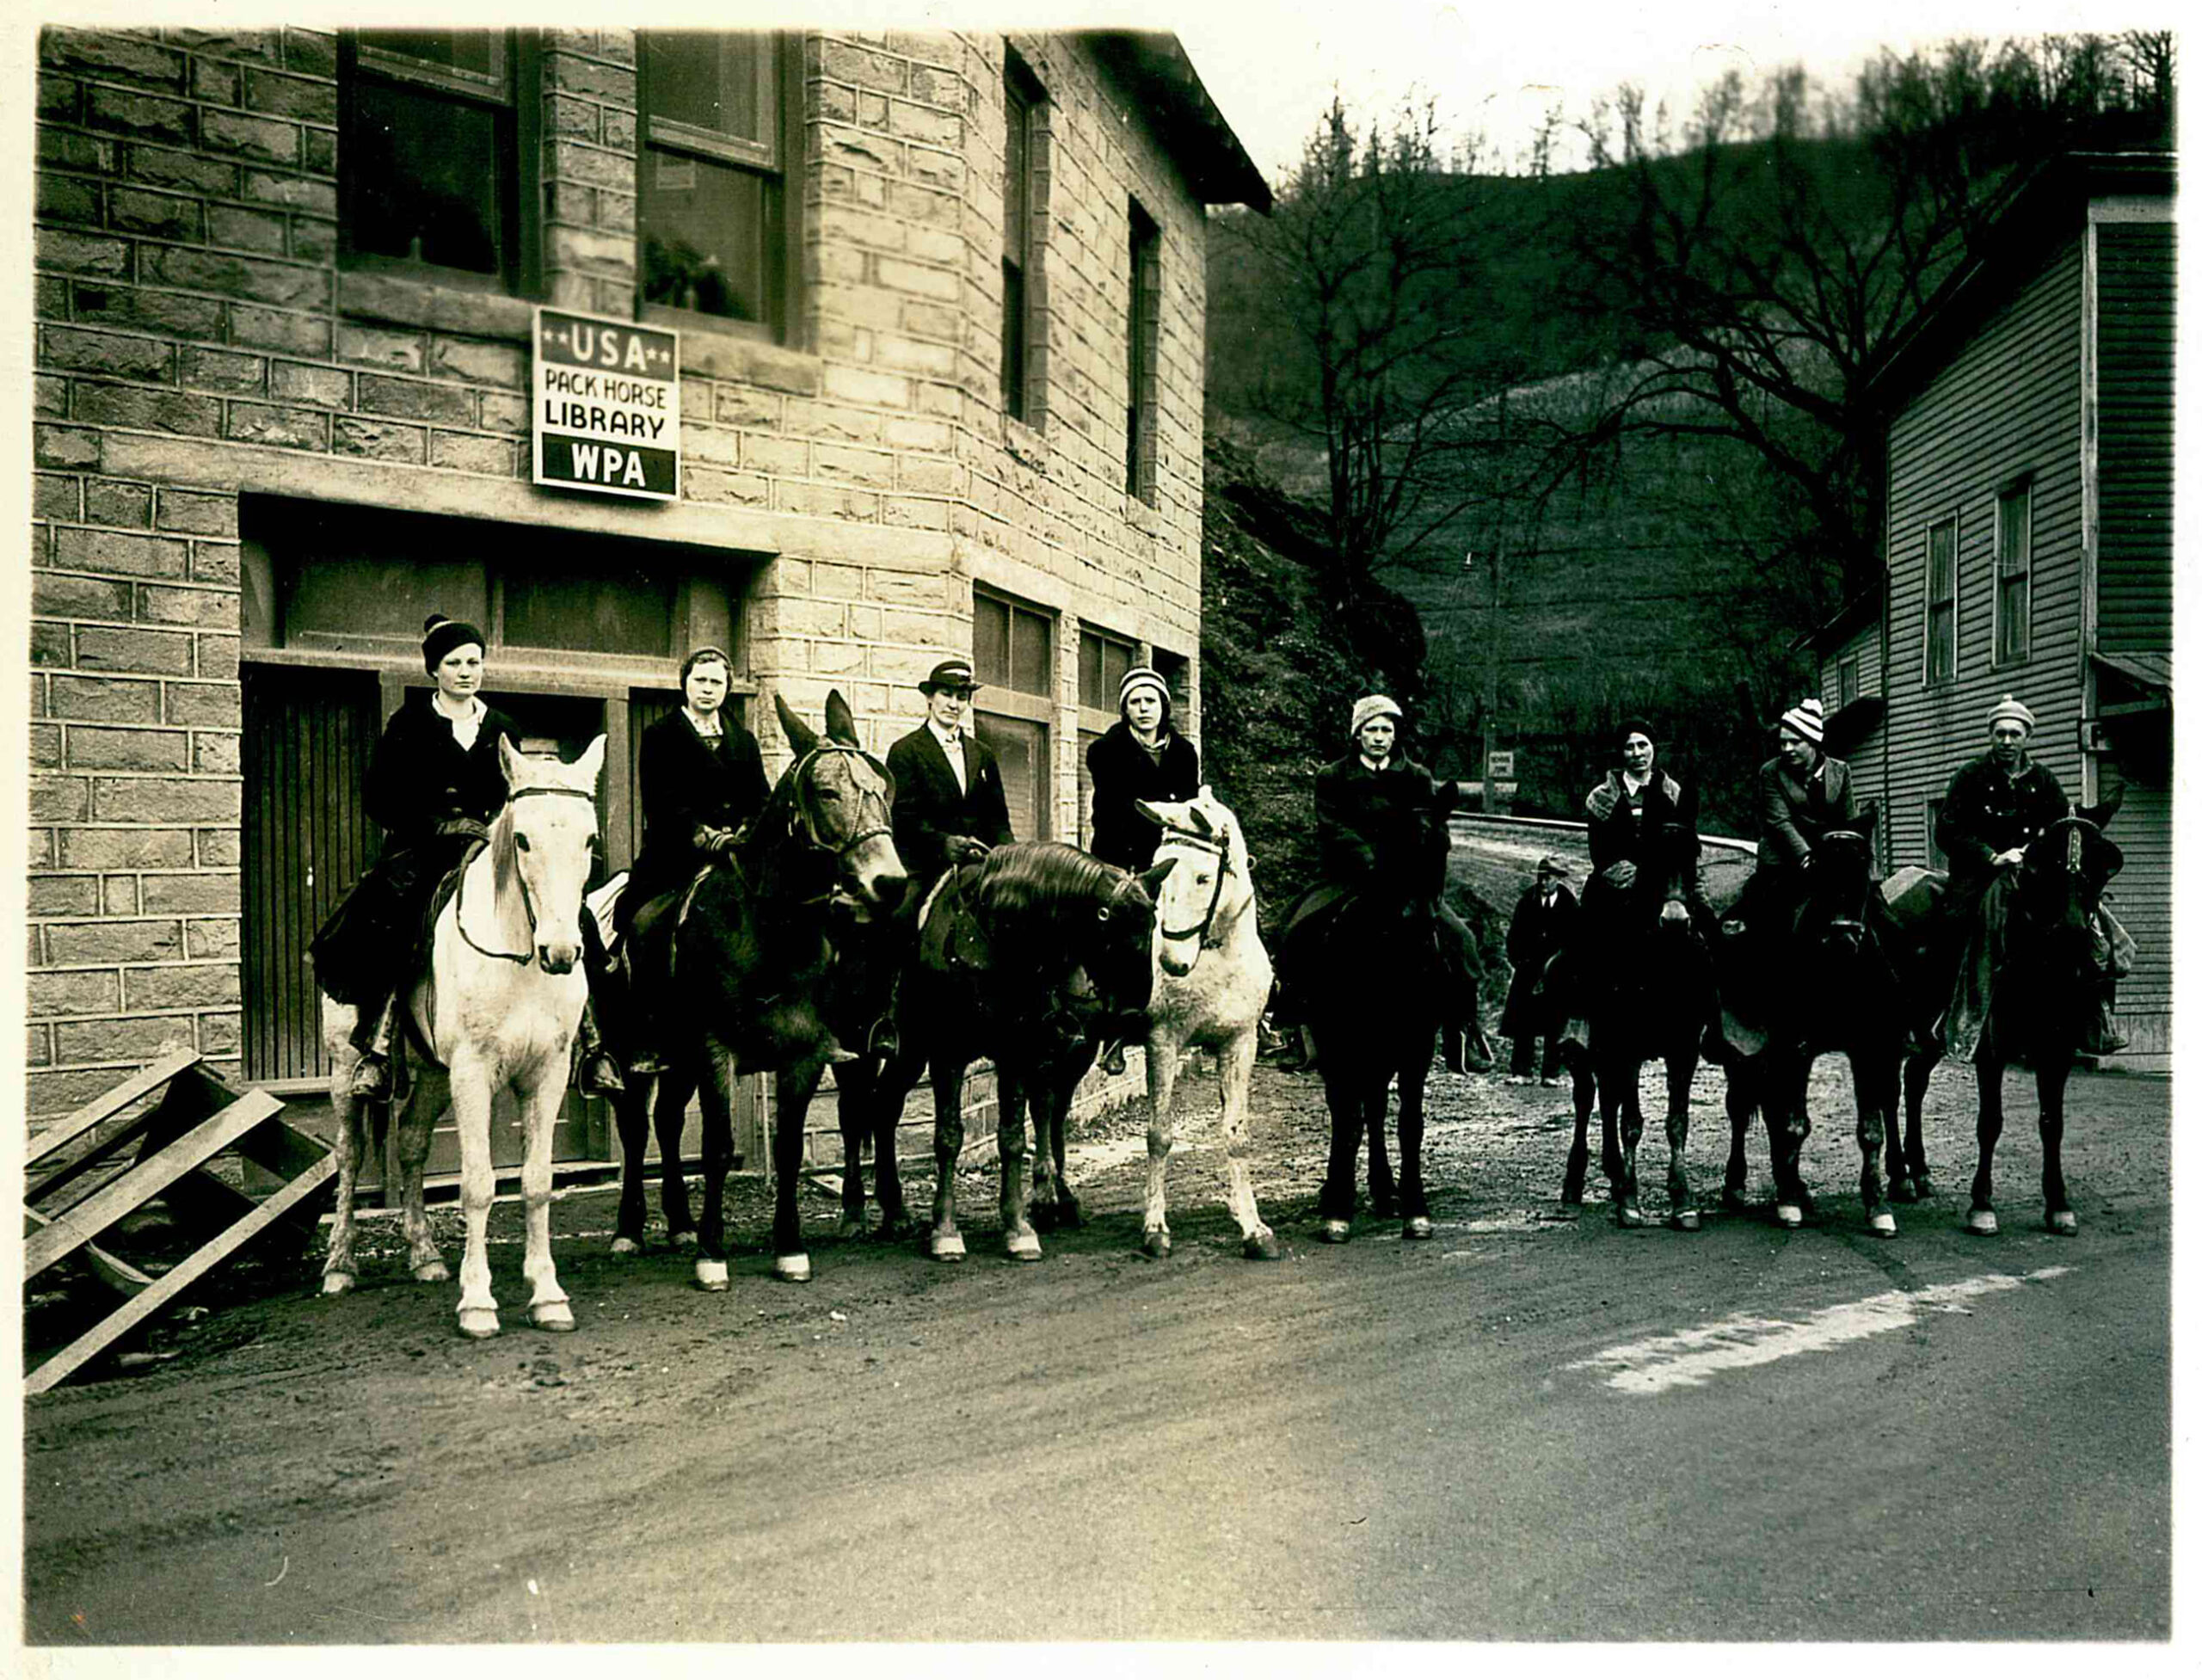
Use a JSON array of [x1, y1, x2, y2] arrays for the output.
[[611, 646, 771, 1072], [314, 615, 621, 1102], [1574, 716, 1722, 976], [1084, 666, 1200, 1071], [1086, 666, 1200, 871], [1737, 696, 1856, 993]]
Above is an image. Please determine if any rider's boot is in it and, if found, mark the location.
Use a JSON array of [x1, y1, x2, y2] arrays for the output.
[[574, 997, 626, 1097], [348, 993, 401, 1101]]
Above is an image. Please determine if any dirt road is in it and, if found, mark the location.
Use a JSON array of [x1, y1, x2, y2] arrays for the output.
[[23, 1056, 2170, 1643]]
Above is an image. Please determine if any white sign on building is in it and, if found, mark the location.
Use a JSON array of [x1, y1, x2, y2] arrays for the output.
[[532, 308, 680, 502]]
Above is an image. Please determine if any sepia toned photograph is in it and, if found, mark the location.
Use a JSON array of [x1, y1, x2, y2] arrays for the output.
[[14, 0, 2178, 1651]]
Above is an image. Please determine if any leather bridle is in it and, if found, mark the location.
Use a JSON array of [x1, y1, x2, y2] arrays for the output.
[[456, 784, 598, 966], [1154, 822, 1233, 946]]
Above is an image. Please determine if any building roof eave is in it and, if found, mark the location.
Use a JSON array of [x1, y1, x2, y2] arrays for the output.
[[1079, 31, 1274, 214]]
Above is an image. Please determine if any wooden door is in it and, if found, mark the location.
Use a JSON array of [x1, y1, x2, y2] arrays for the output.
[[240, 665, 382, 1084]]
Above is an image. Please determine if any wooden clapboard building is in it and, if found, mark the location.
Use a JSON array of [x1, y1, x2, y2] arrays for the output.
[[1812, 151, 2174, 1067], [28, 28, 1270, 1151]]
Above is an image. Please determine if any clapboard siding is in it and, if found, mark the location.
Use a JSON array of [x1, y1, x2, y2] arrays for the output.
[[2097, 220, 2175, 655], [1881, 241, 2086, 871]]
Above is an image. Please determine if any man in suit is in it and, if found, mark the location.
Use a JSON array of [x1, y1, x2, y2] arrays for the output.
[[885, 656, 1015, 893], [1500, 856, 1578, 1085]]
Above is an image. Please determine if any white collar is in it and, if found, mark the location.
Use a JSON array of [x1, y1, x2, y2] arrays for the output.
[[927, 718, 963, 752], [1358, 754, 1393, 772], [431, 692, 483, 723]]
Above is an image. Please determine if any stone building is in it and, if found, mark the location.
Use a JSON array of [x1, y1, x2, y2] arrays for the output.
[[28, 26, 1269, 1146]]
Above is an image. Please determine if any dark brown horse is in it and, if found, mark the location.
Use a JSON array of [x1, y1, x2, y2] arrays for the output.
[[590, 690, 907, 1288], [1559, 819, 1716, 1229], [833, 842, 1172, 1262], [1905, 797, 2124, 1236]]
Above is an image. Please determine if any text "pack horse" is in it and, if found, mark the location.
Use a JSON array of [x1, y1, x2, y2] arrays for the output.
[[321, 735, 606, 1338]]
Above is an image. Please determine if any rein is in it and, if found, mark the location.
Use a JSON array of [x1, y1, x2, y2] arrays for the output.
[[454, 785, 597, 966], [1155, 822, 1233, 946]]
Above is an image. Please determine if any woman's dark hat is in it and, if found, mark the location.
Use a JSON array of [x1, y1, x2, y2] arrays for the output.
[[422, 613, 486, 673], [919, 657, 979, 696], [1617, 716, 1657, 746]]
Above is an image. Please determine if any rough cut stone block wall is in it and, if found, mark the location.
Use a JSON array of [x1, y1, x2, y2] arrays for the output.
[[30, 24, 1215, 1118]]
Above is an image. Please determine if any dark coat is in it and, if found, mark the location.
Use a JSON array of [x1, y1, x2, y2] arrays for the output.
[[1755, 753, 1855, 873], [1584, 767, 1700, 876], [624, 710, 770, 914], [886, 723, 1014, 887], [1500, 881, 1578, 1039], [1936, 754, 2070, 895], [1314, 753, 1464, 893], [1085, 723, 1200, 871], [311, 694, 522, 1005], [364, 693, 523, 847]]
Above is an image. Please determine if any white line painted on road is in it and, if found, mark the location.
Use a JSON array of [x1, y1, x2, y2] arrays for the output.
[[1567, 1267, 2074, 1394]]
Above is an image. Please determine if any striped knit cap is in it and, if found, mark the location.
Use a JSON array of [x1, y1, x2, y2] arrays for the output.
[[1779, 697, 1824, 745]]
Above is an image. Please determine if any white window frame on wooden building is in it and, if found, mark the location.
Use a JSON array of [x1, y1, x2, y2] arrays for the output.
[[1922, 513, 1959, 686], [1993, 476, 2033, 667]]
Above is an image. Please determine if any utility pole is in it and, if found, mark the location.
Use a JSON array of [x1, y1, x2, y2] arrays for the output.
[[1481, 388, 1508, 814]]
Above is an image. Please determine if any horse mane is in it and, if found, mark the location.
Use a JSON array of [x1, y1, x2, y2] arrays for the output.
[[970, 842, 1129, 925]]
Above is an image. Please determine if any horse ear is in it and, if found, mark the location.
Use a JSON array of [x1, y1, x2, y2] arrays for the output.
[[575, 734, 607, 787], [824, 688, 859, 747], [1189, 804, 1215, 837], [1137, 858, 1177, 899], [2082, 786, 2124, 830], [1133, 798, 1166, 828], [498, 734, 525, 790], [775, 691, 820, 760]]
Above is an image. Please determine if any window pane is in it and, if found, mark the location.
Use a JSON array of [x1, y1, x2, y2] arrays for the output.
[[1927, 521, 1953, 601], [976, 713, 1049, 840], [974, 594, 1011, 686], [503, 569, 675, 657], [1999, 487, 2029, 573], [1011, 606, 1052, 695], [1998, 576, 2027, 662], [1928, 607, 1953, 682], [642, 154, 770, 322], [645, 32, 766, 143], [1838, 658, 1859, 709], [1077, 726, 1102, 845], [1004, 89, 1029, 261], [1001, 259, 1027, 420], [350, 80, 503, 274], [362, 29, 501, 78], [1104, 637, 1132, 698]]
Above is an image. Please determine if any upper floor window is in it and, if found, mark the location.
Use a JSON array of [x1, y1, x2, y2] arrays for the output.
[[1837, 654, 1861, 710], [638, 32, 791, 340], [1923, 514, 1957, 686], [1994, 479, 2033, 666], [341, 31, 533, 290], [1002, 52, 1045, 424], [1126, 198, 1160, 504]]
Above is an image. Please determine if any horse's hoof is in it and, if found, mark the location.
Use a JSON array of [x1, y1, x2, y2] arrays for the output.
[[457, 1308, 500, 1340], [532, 1302, 576, 1332], [412, 1261, 450, 1284], [694, 1258, 731, 1291], [1615, 1203, 1644, 1229], [931, 1233, 966, 1263], [1869, 1210, 1898, 1239], [321, 1271, 354, 1296], [1888, 1176, 1917, 1205], [671, 1230, 700, 1253], [1142, 1230, 1172, 1259], [1965, 1208, 1999, 1237], [610, 1236, 642, 1257], [1669, 1209, 1701, 1233], [1722, 1185, 1750, 1212], [2046, 1209, 2078, 1236], [1006, 1229, 1043, 1263], [1403, 1216, 1434, 1241], [1244, 1229, 1280, 1261], [1775, 1203, 1804, 1230], [772, 1252, 812, 1283], [1316, 1219, 1351, 1244]]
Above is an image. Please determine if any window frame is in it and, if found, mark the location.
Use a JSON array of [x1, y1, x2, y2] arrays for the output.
[[635, 30, 801, 346], [1993, 477, 2033, 668], [1837, 654, 1861, 711], [337, 29, 540, 297], [1001, 50, 1045, 425], [1922, 513, 1958, 687], [1074, 623, 1137, 847], [973, 586, 1056, 840], [1125, 197, 1160, 504]]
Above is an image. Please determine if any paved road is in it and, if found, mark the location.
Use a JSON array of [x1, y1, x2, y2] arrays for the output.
[[24, 1068, 2168, 1644]]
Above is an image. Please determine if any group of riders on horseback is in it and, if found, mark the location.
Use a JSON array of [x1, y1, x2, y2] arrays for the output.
[[308, 612, 2133, 1326]]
